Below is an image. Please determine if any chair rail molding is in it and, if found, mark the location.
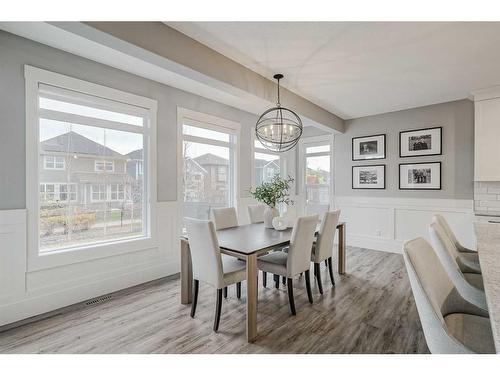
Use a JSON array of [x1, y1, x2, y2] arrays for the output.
[[0, 202, 181, 327], [335, 196, 474, 253]]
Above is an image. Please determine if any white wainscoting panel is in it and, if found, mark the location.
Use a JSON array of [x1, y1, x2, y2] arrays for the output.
[[335, 196, 475, 253], [0, 201, 181, 327]]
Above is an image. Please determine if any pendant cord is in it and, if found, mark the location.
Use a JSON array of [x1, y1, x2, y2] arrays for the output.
[[276, 77, 281, 107]]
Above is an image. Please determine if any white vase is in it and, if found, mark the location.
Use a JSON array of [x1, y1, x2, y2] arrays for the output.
[[263, 206, 279, 228]]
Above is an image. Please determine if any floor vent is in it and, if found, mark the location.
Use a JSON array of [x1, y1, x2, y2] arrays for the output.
[[85, 295, 112, 306]]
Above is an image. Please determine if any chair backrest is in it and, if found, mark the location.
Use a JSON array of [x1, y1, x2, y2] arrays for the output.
[[403, 238, 469, 353], [287, 214, 319, 276], [212, 207, 238, 230], [247, 204, 265, 224], [432, 214, 460, 248], [314, 210, 341, 263], [428, 222, 487, 310], [306, 203, 330, 217], [185, 218, 224, 288]]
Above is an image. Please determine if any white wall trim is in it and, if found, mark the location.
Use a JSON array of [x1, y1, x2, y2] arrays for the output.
[[0, 201, 180, 327], [335, 196, 474, 254]]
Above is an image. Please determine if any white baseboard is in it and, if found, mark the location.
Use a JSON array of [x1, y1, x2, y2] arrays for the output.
[[0, 201, 181, 327], [0, 260, 178, 327]]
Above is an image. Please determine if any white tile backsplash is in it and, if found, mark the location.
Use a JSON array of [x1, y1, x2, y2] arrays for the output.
[[474, 182, 500, 215]]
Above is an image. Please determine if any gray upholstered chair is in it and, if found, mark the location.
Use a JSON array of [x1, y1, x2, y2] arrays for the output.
[[428, 222, 487, 312], [432, 214, 481, 273], [311, 210, 340, 293], [403, 237, 494, 353], [185, 218, 246, 332], [247, 204, 265, 224], [211, 207, 238, 230], [257, 214, 319, 315], [306, 203, 330, 217]]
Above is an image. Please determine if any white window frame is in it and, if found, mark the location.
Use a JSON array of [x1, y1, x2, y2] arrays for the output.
[[94, 160, 115, 172], [251, 131, 286, 187], [44, 155, 66, 170], [25, 65, 158, 271], [298, 134, 335, 214], [177, 107, 240, 226], [109, 183, 125, 201]]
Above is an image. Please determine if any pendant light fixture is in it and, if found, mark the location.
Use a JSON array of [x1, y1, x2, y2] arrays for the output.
[[255, 74, 303, 152]]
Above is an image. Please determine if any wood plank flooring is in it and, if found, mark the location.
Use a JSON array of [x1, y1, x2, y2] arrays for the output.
[[0, 247, 429, 354]]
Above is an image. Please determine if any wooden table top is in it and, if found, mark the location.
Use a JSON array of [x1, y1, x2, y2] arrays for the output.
[[181, 221, 345, 256]]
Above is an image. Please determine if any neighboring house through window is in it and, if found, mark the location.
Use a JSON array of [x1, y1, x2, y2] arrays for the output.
[[26, 66, 157, 260]]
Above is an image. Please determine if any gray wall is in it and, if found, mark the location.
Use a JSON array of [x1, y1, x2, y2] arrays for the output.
[[335, 99, 474, 199], [0, 30, 260, 210]]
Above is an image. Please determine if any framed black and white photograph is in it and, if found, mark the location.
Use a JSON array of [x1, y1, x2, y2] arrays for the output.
[[352, 165, 386, 189], [399, 162, 441, 190], [399, 126, 442, 157], [352, 134, 386, 161]]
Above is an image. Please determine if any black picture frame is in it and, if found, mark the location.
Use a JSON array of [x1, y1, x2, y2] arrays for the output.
[[399, 126, 442, 158], [399, 161, 442, 190], [352, 134, 386, 161], [352, 164, 386, 190]]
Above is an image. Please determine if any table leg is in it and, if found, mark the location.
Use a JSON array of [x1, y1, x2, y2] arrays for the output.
[[338, 223, 346, 275], [246, 254, 258, 342], [180, 238, 193, 304]]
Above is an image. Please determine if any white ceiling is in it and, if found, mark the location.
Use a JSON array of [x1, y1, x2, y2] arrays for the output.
[[167, 22, 500, 119]]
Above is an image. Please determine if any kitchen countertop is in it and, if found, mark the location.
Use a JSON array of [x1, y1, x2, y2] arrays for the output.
[[474, 222, 500, 353]]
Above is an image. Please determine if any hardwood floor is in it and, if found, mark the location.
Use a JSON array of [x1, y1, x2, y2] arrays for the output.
[[0, 247, 429, 354]]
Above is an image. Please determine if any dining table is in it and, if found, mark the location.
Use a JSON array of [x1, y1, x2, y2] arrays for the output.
[[180, 221, 346, 343]]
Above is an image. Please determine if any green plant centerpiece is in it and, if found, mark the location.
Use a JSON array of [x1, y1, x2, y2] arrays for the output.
[[250, 175, 294, 228]]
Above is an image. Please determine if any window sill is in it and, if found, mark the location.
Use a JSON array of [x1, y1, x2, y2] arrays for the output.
[[27, 235, 158, 272]]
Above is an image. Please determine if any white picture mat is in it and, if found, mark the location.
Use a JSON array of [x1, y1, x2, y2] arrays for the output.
[[400, 127, 441, 157], [353, 165, 385, 189], [352, 135, 385, 160], [399, 163, 441, 189]]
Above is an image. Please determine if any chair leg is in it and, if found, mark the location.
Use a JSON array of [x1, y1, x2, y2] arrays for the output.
[[314, 263, 323, 295], [287, 278, 296, 315], [263, 271, 267, 287], [274, 274, 280, 289], [213, 289, 223, 332], [282, 276, 286, 285], [304, 270, 313, 304], [328, 257, 335, 286], [236, 282, 241, 299], [190, 279, 199, 318], [223, 286, 228, 299]]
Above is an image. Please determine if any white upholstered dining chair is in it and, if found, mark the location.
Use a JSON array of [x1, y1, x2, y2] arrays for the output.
[[185, 218, 246, 332], [211, 207, 239, 230], [403, 237, 494, 353], [432, 214, 481, 273], [257, 214, 318, 315], [247, 204, 265, 224], [311, 210, 340, 294], [428, 222, 487, 312]]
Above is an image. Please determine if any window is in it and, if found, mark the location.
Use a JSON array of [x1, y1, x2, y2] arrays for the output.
[[91, 184, 107, 202], [180, 112, 239, 222], [59, 184, 77, 202], [27, 66, 156, 257], [39, 183, 77, 202], [44, 155, 65, 170], [301, 138, 333, 210], [95, 160, 114, 172], [253, 139, 281, 186], [109, 184, 125, 201], [218, 166, 227, 182]]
